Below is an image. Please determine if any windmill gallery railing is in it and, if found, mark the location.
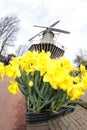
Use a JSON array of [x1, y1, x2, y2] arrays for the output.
[[28, 43, 65, 59]]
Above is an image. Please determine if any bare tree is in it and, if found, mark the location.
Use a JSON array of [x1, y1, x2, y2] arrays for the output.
[[0, 14, 20, 55], [74, 49, 87, 67], [16, 44, 28, 56]]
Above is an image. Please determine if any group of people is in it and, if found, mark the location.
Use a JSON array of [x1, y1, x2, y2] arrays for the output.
[[1, 55, 12, 65]]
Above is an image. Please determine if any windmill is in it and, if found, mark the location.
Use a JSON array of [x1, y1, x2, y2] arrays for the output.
[[28, 20, 70, 58]]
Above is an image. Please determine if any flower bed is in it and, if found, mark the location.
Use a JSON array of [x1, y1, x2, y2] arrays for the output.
[[0, 50, 87, 121]]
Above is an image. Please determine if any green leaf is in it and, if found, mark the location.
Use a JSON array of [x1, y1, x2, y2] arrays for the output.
[[73, 100, 87, 104], [18, 83, 28, 96], [34, 71, 44, 99]]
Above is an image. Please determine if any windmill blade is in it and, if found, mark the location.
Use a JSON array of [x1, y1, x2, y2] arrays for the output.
[[34, 20, 60, 28], [49, 20, 60, 27], [29, 31, 43, 41], [49, 27, 70, 34], [34, 25, 46, 28]]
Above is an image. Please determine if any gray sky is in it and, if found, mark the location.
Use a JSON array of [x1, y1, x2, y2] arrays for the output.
[[0, 0, 87, 61]]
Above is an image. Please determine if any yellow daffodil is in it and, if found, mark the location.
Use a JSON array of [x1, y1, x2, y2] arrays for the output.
[[28, 81, 33, 87], [0, 62, 5, 80], [5, 64, 21, 79], [68, 84, 84, 100], [80, 64, 86, 72], [10, 57, 19, 67], [8, 80, 19, 94], [73, 76, 80, 83]]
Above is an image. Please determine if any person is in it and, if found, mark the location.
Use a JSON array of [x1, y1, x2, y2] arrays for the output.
[[5, 55, 12, 65], [1, 57, 7, 65]]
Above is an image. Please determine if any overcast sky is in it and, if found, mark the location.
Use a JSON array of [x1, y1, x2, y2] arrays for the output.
[[0, 0, 87, 62]]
